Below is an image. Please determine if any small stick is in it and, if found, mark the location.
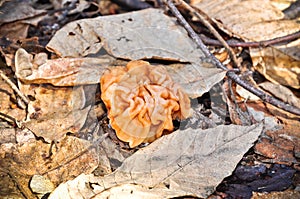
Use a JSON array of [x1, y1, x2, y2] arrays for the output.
[[178, 0, 240, 68], [0, 111, 24, 128], [200, 31, 300, 48], [0, 112, 16, 125], [166, 0, 300, 116], [0, 70, 29, 105]]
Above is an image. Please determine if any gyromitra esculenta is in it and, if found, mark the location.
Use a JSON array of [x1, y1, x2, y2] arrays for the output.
[[101, 60, 191, 147]]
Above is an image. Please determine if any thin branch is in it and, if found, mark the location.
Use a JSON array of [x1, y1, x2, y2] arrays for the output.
[[0, 111, 23, 128], [165, 0, 300, 116], [0, 112, 16, 126], [200, 31, 300, 48], [0, 70, 29, 105]]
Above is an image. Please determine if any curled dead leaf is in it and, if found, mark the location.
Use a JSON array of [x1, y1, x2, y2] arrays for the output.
[[101, 60, 192, 147]]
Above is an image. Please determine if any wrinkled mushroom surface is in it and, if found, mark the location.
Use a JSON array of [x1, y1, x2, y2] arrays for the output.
[[101, 60, 191, 147]]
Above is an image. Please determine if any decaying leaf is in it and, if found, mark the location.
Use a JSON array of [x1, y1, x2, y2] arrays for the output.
[[0, 128, 16, 144], [15, 48, 115, 86], [101, 60, 192, 147], [0, 136, 99, 198], [0, 1, 45, 24], [251, 46, 300, 88], [191, 0, 299, 40], [0, 0, 46, 40], [191, 0, 300, 88], [49, 124, 263, 198], [259, 82, 300, 108], [23, 85, 92, 142], [46, 8, 226, 98], [1, 4, 281, 198]]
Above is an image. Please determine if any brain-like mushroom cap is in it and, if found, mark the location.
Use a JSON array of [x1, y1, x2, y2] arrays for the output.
[[101, 60, 191, 147]]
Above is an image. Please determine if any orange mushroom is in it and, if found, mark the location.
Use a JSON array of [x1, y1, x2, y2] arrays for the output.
[[100, 60, 191, 147]]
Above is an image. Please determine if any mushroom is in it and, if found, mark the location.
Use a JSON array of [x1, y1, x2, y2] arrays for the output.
[[101, 60, 191, 147]]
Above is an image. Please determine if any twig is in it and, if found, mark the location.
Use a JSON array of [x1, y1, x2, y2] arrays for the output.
[[0, 112, 23, 128], [0, 112, 16, 126], [0, 70, 29, 105], [178, 0, 240, 68], [200, 31, 300, 48], [165, 0, 300, 116]]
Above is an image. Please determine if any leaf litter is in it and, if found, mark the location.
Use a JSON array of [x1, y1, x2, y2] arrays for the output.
[[1, 2, 298, 199], [49, 124, 263, 198]]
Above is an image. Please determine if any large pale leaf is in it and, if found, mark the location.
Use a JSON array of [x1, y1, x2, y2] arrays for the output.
[[46, 8, 205, 62], [49, 124, 262, 198], [46, 8, 225, 98]]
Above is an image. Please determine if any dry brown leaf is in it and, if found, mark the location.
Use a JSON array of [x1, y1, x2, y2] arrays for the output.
[[0, 136, 99, 198], [15, 48, 115, 86], [0, 22, 30, 40], [0, 128, 15, 144], [49, 124, 263, 198], [191, 0, 300, 88], [246, 107, 279, 131], [0, 169, 26, 198], [0, 1, 45, 24], [46, 8, 225, 98], [251, 46, 300, 88], [14, 48, 225, 98], [23, 85, 90, 142], [191, 0, 298, 40], [255, 136, 296, 163], [0, 0, 46, 40], [259, 82, 300, 108]]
